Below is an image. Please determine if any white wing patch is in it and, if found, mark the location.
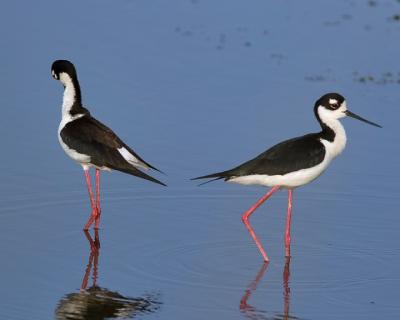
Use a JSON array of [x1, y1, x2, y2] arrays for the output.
[[118, 147, 149, 170]]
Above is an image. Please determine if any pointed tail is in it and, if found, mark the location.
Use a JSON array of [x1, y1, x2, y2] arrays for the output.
[[117, 165, 167, 186], [191, 170, 231, 186]]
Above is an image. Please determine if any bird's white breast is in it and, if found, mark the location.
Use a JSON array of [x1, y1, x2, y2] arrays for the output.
[[229, 103, 350, 189], [58, 114, 91, 165], [317, 104, 347, 158], [229, 122, 347, 188], [57, 73, 92, 165], [321, 123, 347, 159]]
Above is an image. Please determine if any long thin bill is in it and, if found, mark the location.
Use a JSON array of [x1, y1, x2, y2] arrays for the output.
[[345, 110, 382, 128]]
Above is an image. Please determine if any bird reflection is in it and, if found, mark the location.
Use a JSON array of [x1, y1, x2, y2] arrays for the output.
[[55, 230, 161, 320], [240, 258, 297, 320]]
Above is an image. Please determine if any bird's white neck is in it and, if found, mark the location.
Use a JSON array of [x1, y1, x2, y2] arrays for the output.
[[317, 103, 347, 158], [59, 73, 82, 119], [320, 116, 347, 158], [62, 83, 75, 117]]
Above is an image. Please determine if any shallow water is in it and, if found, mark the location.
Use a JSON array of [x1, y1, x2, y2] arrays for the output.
[[1, 0, 400, 319]]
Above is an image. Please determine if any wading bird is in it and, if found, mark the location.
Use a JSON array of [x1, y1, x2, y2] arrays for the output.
[[52, 60, 165, 230], [193, 93, 381, 261]]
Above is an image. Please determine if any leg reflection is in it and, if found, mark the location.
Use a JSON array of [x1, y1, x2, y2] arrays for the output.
[[240, 258, 295, 320], [240, 262, 269, 313], [283, 257, 291, 320], [55, 230, 161, 319], [81, 229, 100, 290]]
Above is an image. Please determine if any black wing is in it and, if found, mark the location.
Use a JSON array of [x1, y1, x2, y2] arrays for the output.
[[89, 116, 162, 173], [192, 133, 326, 182], [60, 116, 166, 186]]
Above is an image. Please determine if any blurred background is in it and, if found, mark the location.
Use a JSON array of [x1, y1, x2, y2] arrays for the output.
[[0, 1, 399, 319]]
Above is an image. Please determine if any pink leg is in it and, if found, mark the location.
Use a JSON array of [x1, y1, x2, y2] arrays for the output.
[[95, 169, 101, 230], [83, 169, 99, 230], [241, 186, 280, 262], [285, 189, 293, 257]]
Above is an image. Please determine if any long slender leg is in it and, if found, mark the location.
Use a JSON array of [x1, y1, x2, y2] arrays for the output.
[[285, 189, 293, 257], [241, 186, 280, 262], [242, 222, 269, 262], [83, 169, 98, 230], [94, 169, 101, 230]]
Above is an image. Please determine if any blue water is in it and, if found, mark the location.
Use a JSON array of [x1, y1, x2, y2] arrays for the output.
[[0, 0, 399, 319]]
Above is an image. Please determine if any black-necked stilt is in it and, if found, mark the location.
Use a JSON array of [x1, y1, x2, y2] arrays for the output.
[[192, 93, 381, 261], [51, 60, 165, 230]]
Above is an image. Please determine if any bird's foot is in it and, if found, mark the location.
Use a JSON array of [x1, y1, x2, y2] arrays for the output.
[[83, 208, 100, 230]]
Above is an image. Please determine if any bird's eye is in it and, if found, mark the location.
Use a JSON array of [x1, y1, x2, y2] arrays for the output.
[[328, 99, 339, 110]]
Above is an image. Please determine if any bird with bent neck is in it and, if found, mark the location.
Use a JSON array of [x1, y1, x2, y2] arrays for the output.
[[52, 59, 166, 230]]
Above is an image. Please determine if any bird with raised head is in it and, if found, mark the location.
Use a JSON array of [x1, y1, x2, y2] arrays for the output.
[[193, 93, 381, 261]]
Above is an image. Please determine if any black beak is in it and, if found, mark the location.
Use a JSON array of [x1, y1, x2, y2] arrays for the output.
[[345, 110, 382, 128]]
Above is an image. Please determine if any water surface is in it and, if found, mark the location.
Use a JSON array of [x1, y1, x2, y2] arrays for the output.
[[0, 0, 399, 319]]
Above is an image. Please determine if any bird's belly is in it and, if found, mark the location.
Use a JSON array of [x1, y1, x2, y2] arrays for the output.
[[228, 157, 332, 188], [57, 122, 91, 165], [58, 135, 91, 164]]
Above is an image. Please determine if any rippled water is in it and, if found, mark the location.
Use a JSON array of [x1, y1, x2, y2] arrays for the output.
[[1, 0, 399, 319]]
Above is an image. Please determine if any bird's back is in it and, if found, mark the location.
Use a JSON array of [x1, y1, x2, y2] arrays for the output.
[[227, 133, 326, 177]]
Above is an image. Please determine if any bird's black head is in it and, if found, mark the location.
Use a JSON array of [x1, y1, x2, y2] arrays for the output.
[[314, 92, 347, 124], [51, 60, 77, 81], [51, 59, 83, 107], [314, 92, 381, 128], [314, 92, 345, 111]]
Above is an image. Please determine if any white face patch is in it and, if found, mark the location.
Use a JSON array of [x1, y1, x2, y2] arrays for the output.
[[329, 99, 338, 105], [318, 101, 347, 122], [51, 70, 57, 79]]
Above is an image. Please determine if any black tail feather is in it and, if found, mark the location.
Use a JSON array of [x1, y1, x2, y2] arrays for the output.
[[196, 177, 224, 186], [147, 164, 165, 175], [191, 170, 231, 186]]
